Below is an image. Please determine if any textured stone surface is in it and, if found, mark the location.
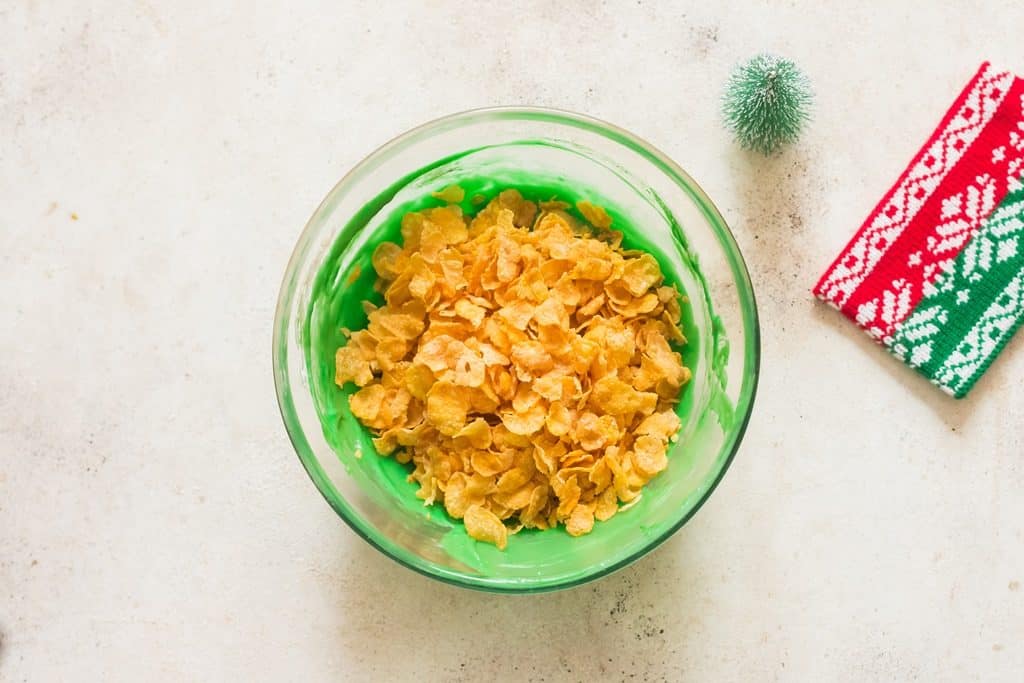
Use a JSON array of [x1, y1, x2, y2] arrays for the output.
[[2, 1, 1024, 680]]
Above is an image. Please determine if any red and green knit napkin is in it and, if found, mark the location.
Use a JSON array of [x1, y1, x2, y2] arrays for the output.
[[815, 62, 1024, 398]]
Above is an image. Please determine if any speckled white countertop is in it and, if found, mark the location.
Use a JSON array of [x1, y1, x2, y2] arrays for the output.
[[3, 1, 1024, 680]]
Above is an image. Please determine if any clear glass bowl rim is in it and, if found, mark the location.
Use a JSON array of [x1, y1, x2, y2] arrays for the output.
[[273, 106, 761, 593]]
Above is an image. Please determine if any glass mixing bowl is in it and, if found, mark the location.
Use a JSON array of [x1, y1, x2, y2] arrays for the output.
[[273, 108, 759, 593]]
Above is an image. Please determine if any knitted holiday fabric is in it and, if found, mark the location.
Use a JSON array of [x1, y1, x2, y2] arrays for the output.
[[815, 62, 1024, 398]]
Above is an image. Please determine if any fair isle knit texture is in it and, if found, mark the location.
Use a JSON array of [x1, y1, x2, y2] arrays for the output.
[[815, 62, 1024, 398]]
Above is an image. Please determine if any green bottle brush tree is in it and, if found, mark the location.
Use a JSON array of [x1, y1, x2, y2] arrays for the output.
[[723, 54, 813, 155]]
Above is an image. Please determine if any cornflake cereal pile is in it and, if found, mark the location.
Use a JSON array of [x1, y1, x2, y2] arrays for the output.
[[335, 189, 691, 549]]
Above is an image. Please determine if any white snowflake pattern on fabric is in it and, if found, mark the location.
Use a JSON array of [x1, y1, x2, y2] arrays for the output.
[[816, 63, 1024, 398], [854, 175, 997, 334], [997, 236, 1019, 262], [935, 272, 1024, 393], [941, 194, 963, 218], [815, 65, 1014, 306], [890, 192, 1024, 389]]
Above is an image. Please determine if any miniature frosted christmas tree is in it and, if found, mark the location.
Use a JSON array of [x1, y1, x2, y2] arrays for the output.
[[723, 54, 812, 155]]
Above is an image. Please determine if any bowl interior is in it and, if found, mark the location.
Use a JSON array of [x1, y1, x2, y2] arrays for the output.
[[275, 110, 758, 592]]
